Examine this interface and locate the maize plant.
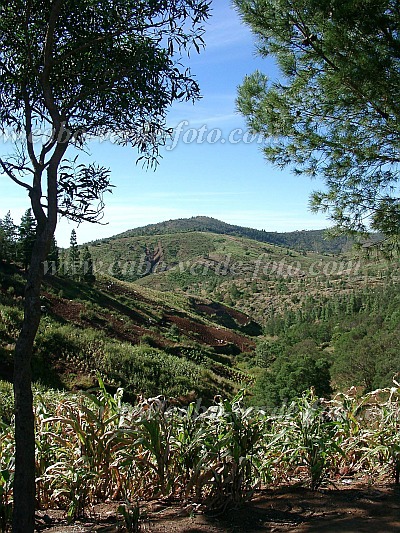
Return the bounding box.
[362,387,400,483]
[171,402,211,499]
[0,424,14,533]
[193,392,268,509]
[133,404,176,497]
[35,380,131,516]
[279,392,344,490]
[324,390,379,478]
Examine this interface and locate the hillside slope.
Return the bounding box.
[85,226,347,285]
[0,262,259,401]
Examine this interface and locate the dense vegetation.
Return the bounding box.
[0,211,58,271]
[249,282,400,407]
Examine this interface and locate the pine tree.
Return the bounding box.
[235,0,400,243]
[81,246,95,283]
[0,225,5,260]
[69,229,80,279]
[18,209,37,271]
[45,237,59,275]
[111,253,124,280]
[1,211,17,262]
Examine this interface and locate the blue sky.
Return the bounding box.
[0,0,330,248]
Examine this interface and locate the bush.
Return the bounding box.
[0,381,14,424]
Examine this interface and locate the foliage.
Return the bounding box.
[111,253,124,281]
[80,246,95,283]
[46,237,60,274]
[253,343,332,408]
[0,423,14,533]
[68,230,80,280]
[32,322,208,398]
[118,501,141,533]
[258,281,400,395]
[279,392,341,489]
[235,0,400,244]
[0,0,211,173]
[0,212,17,263]
[0,382,14,425]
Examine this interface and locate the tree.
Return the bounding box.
[81,246,95,283]
[235,0,400,245]
[253,340,332,408]
[47,236,59,274]
[17,209,37,271]
[69,229,80,279]
[0,225,5,260]
[111,253,124,280]
[1,211,17,262]
[0,2,210,531]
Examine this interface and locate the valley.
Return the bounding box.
[2,216,399,405]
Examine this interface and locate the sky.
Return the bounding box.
[0,0,331,248]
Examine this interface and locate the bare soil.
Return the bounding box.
[36,481,400,532]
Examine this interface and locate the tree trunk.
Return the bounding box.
[12,223,53,533]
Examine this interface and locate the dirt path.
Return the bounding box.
[37,483,400,532]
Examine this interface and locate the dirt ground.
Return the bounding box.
[36,481,400,533]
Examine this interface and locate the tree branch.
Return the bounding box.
[41,0,64,128]
[0,159,33,192]
[22,87,40,171]
[291,12,390,121]
[46,141,68,230]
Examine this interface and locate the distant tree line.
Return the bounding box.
[0,214,96,284]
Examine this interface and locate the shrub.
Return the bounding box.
[0,381,14,424]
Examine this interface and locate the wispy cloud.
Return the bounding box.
[204,7,250,49]
[167,113,240,129]
[167,95,240,126]
[119,191,243,201]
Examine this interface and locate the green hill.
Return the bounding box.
[91,215,352,254]
[86,229,324,281]
[78,218,391,326]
